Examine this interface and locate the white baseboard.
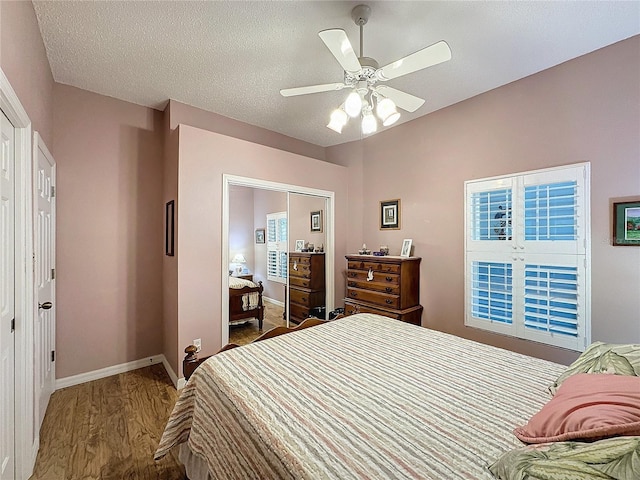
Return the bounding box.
[55,354,165,390]
[161,356,179,389]
[263,296,284,308]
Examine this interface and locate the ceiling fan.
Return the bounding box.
[280,4,452,134]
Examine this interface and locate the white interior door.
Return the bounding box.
[0,109,16,479]
[34,134,55,430]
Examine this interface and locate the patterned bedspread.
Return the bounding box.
[155,313,566,479]
[228,276,259,311]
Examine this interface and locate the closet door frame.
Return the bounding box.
[222,174,335,345]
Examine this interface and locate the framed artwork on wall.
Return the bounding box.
[380,199,400,230]
[400,238,412,257]
[255,228,265,244]
[165,200,174,256]
[613,200,640,246]
[295,239,305,252]
[310,210,323,232]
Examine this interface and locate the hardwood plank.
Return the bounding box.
[30,365,184,480]
[29,386,77,479]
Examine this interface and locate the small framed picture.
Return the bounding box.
[380,199,400,230]
[165,200,174,256]
[255,228,265,244]
[613,200,640,246]
[295,239,305,252]
[310,210,323,232]
[400,239,412,257]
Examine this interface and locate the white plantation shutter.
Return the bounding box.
[267,212,287,283]
[465,163,590,351]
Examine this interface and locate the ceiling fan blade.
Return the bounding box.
[318,29,361,74]
[377,41,451,81]
[280,82,345,97]
[375,85,425,113]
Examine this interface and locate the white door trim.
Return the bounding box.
[0,68,36,479]
[221,174,336,344]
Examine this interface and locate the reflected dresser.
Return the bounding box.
[288,252,326,324]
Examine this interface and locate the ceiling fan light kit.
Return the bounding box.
[280,4,451,136]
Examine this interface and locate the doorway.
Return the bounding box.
[222,175,335,346]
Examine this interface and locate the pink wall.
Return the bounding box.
[229,186,255,273]
[0,0,54,146]
[168,100,326,161]
[53,84,164,378]
[327,37,640,365]
[253,189,287,302]
[176,125,348,373]
[289,194,327,252]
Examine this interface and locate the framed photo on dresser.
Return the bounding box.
[400,239,412,257]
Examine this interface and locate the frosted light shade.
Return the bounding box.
[344,91,363,118]
[232,254,246,263]
[327,108,348,133]
[377,98,400,126]
[361,113,377,134]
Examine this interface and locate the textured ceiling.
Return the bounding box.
[33,1,639,147]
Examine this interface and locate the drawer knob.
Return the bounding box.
[349,272,356,277]
[385,276,393,281]
[350,291,358,297]
[348,282,356,287]
[301,297,307,303]
[385,287,392,293]
[386,299,393,305]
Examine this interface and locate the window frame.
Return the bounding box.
[266,211,288,284]
[464,163,591,351]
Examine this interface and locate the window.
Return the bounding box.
[465,163,590,351]
[267,212,287,283]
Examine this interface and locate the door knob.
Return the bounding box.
[39,302,53,310]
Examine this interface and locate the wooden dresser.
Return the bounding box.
[344,255,423,325]
[288,252,326,324]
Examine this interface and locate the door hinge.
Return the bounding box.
[51,350,55,362]
[11,318,15,333]
[51,268,55,280]
[51,185,55,198]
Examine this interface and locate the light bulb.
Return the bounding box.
[376,98,400,126]
[327,108,348,133]
[361,112,377,134]
[344,91,363,118]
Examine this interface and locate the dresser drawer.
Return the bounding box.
[289,261,312,278]
[289,276,312,288]
[347,260,401,274]
[346,279,400,295]
[346,287,399,309]
[346,269,399,285]
[290,288,324,308]
[289,302,311,322]
[289,255,311,267]
[344,301,423,326]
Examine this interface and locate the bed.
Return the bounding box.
[228,276,264,329]
[156,313,640,480]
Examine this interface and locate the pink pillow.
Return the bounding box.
[514,373,640,444]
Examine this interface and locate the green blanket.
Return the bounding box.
[488,436,640,480]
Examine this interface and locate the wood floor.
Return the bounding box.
[29,303,286,479]
[229,302,285,345]
[30,364,184,480]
